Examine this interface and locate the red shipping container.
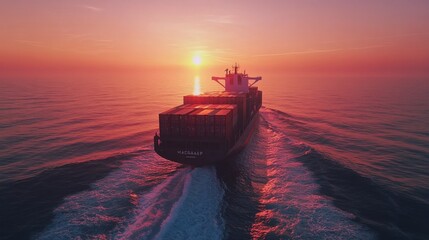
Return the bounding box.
[159,107,182,137]
[215,109,233,138]
[169,108,195,137]
[188,109,205,137]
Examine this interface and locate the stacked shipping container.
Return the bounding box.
[159,91,262,148]
[159,104,237,144]
[246,87,263,119]
[184,92,247,129]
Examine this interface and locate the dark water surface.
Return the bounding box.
[0,74,428,239]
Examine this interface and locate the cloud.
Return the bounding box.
[254,44,392,57]
[63,33,113,43]
[349,44,393,50]
[254,48,343,57]
[15,40,44,47]
[82,5,103,12]
[15,34,114,55]
[205,15,234,24]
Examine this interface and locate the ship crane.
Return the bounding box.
[211,63,262,93]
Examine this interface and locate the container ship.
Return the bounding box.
[154,64,262,165]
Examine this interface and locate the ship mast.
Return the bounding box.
[233,62,239,74]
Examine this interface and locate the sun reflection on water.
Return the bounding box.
[193,76,201,95]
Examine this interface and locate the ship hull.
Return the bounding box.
[154,112,259,166]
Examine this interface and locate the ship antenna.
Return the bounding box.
[233,63,239,74]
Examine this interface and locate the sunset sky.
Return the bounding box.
[1,0,429,78]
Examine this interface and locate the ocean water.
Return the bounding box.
[0,73,428,240]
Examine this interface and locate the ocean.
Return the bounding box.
[0,72,428,239]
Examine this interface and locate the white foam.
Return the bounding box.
[250,112,376,239]
[37,148,225,240]
[154,167,225,240]
[113,166,224,240]
[115,167,191,239]
[36,151,183,239]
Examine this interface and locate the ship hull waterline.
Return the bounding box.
[154,112,259,166]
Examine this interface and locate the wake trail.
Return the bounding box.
[36,151,181,240]
[116,167,224,240]
[115,168,191,239]
[248,111,376,239]
[154,167,224,240]
[37,148,225,240]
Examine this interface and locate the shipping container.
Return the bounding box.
[159,107,184,138]
[249,86,258,95]
[188,108,205,137]
[197,109,218,137]
[183,93,246,130]
[216,105,237,126]
[215,109,233,136]
[178,103,238,127]
[168,108,195,137]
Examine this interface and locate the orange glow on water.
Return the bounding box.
[193,76,201,95]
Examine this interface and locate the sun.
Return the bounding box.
[192,55,202,65]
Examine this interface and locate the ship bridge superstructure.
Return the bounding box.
[211,63,262,93]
